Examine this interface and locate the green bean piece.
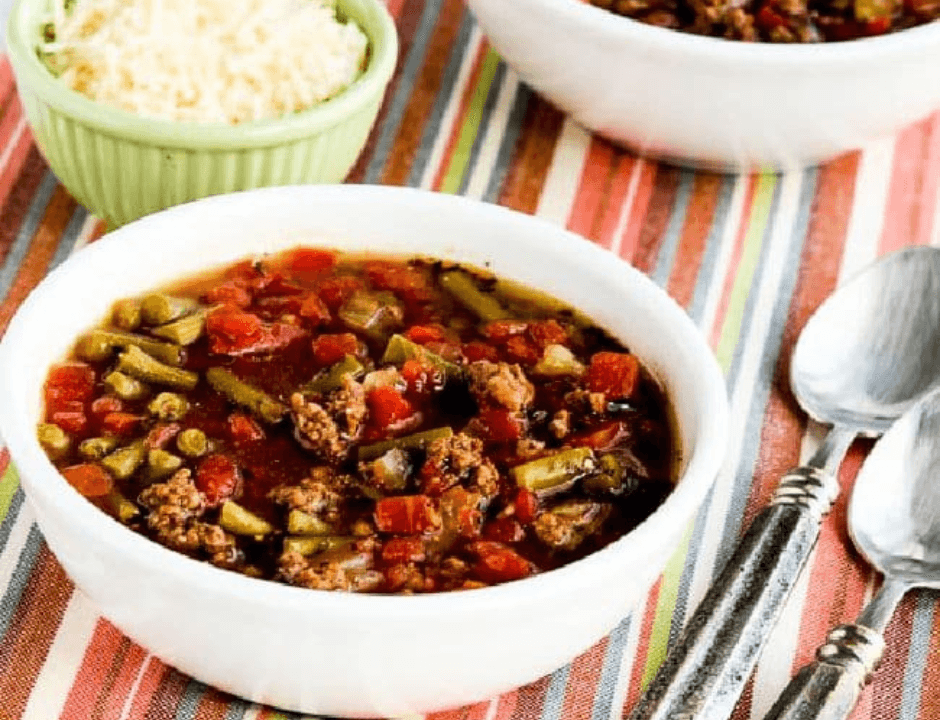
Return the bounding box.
[79,436,119,461]
[219,501,274,536]
[338,291,403,340]
[148,392,190,421]
[176,428,209,458]
[104,371,150,401]
[37,423,70,459]
[357,426,454,462]
[151,310,206,346]
[440,270,511,322]
[287,509,334,536]
[116,346,199,391]
[106,490,139,522]
[112,298,142,331]
[380,334,460,378]
[284,535,355,556]
[360,448,410,492]
[205,367,287,424]
[147,449,183,479]
[101,440,147,480]
[302,355,364,396]
[582,453,625,494]
[493,277,571,315]
[511,447,597,493]
[76,332,113,362]
[140,294,199,326]
[532,344,585,377]
[80,330,185,366]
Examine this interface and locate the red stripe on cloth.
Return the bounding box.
[491,690,520,720]
[0,91,24,157]
[667,173,724,308]
[123,656,172,719]
[502,674,551,720]
[742,153,858,524]
[870,595,918,720]
[57,619,129,719]
[0,116,35,214]
[0,548,74,718]
[630,166,681,275]
[708,175,756,351]
[192,687,234,719]
[0,447,9,477]
[880,115,940,254]
[385,0,407,18]
[0,184,78,335]
[556,636,610,719]
[621,576,664,714]
[140,665,191,720]
[566,141,618,247]
[93,640,151,720]
[0,145,46,263]
[427,699,478,720]
[0,57,15,101]
[617,160,656,264]
[430,40,489,191]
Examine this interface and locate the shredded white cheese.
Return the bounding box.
[39,0,369,124]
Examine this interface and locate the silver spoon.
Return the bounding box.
[763,387,940,720]
[629,246,940,720]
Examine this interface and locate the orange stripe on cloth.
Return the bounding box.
[556,636,610,720]
[491,688,521,720]
[0,57,15,100]
[427,698,488,720]
[57,619,131,719]
[879,114,940,253]
[430,40,489,192]
[621,576,664,713]
[91,640,152,720]
[192,687,236,720]
[0,184,78,335]
[616,160,656,263]
[495,99,565,216]
[630,166,682,274]
[565,142,634,249]
[0,115,35,215]
[0,548,75,719]
[122,655,173,719]
[666,173,724,308]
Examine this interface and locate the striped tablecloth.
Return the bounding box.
[3,1,940,718]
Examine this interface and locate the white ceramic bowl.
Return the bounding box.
[0,185,728,717]
[466,0,940,170]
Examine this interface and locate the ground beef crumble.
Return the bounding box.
[290,376,367,462]
[268,466,345,523]
[467,361,535,413]
[422,432,500,498]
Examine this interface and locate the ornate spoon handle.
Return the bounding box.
[627,433,847,720]
[762,624,885,720]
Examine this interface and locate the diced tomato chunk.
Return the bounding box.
[586,352,640,399]
[483,517,525,544]
[504,336,540,365]
[463,341,500,363]
[401,360,444,395]
[374,495,440,534]
[195,454,241,505]
[228,413,265,444]
[475,408,524,443]
[254,275,303,298]
[481,320,528,342]
[101,412,142,436]
[203,281,252,308]
[298,292,331,326]
[90,395,124,419]
[284,248,337,277]
[527,320,568,350]
[404,324,448,345]
[206,309,263,349]
[51,405,88,435]
[381,536,427,564]
[61,463,112,498]
[470,541,532,584]
[145,423,181,450]
[45,362,95,405]
[365,262,433,303]
[568,420,628,452]
[317,276,364,311]
[367,386,416,429]
[514,488,539,525]
[255,295,304,316]
[311,333,360,367]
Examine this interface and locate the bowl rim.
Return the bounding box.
[0,184,729,617]
[4,0,399,149]
[467,0,940,65]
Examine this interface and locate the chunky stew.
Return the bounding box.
[38,248,676,593]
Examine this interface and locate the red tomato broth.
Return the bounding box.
[37,248,677,594]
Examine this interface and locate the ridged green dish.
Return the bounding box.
[5,0,398,227]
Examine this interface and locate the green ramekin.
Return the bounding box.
[5,0,398,227]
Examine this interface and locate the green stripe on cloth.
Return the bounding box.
[0,461,19,525]
[439,48,502,195]
[715,173,778,374]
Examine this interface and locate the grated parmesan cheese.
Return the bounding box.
[39,0,369,124]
